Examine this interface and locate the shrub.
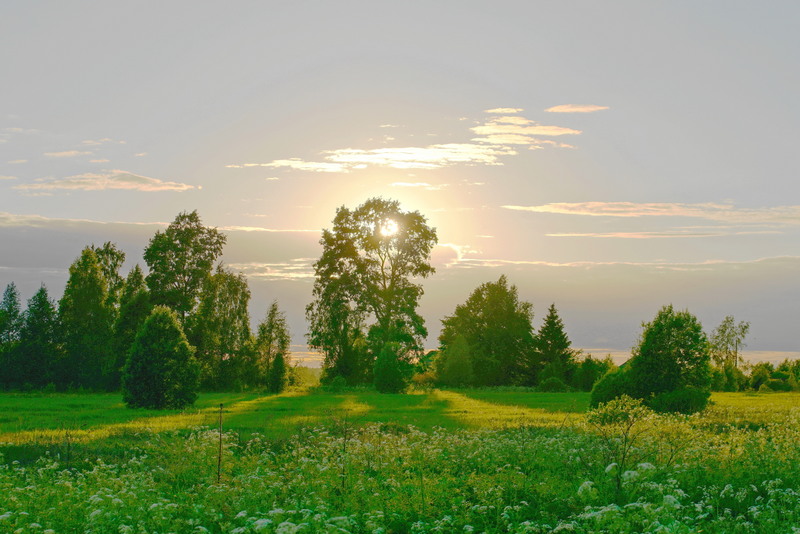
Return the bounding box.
[765,378,792,392]
[374,342,406,393]
[590,368,632,407]
[537,376,570,392]
[647,387,710,414]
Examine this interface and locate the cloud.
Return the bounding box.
[43,150,92,158]
[545,104,610,113]
[81,138,126,146]
[219,225,317,233]
[471,122,582,137]
[0,176,17,180]
[90,159,110,163]
[485,108,524,114]
[14,170,195,193]
[227,108,585,173]
[226,259,315,281]
[502,201,800,226]
[390,181,447,191]
[8,159,27,164]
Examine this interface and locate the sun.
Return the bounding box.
[380,219,399,237]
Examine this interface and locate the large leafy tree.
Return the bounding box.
[188,266,252,389]
[537,303,579,384]
[439,275,535,386]
[58,247,115,390]
[629,305,712,398]
[710,315,750,369]
[121,306,200,409]
[143,210,226,323]
[14,285,61,388]
[307,198,437,385]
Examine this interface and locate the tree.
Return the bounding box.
[254,301,291,387]
[436,334,474,387]
[121,306,200,409]
[143,210,226,323]
[91,242,126,311]
[439,276,535,386]
[188,266,252,389]
[710,316,750,369]
[0,283,22,388]
[266,351,288,394]
[628,305,711,404]
[307,198,437,386]
[58,247,114,390]
[373,342,407,393]
[537,304,579,384]
[111,265,152,390]
[13,286,60,388]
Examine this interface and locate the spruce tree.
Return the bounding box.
[15,286,60,388]
[122,306,200,409]
[0,282,22,388]
[536,304,578,384]
[374,342,406,393]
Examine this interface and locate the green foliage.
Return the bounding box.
[629,305,711,400]
[111,265,152,390]
[749,362,773,390]
[590,368,633,407]
[710,315,750,368]
[91,241,126,312]
[439,275,535,386]
[58,247,115,390]
[11,286,61,389]
[121,306,200,409]
[0,282,23,389]
[536,303,578,384]
[647,387,710,414]
[373,342,407,393]
[266,351,288,393]
[537,376,570,392]
[188,266,252,389]
[253,300,291,387]
[307,198,437,384]
[573,355,615,391]
[143,210,226,323]
[436,334,474,387]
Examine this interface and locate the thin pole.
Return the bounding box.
[217,403,223,484]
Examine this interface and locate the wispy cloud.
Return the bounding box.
[0,211,165,229]
[43,150,92,158]
[219,225,317,233]
[14,170,195,193]
[81,138,126,146]
[90,159,110,163]
[227,259,315,281]
[0,175,17,181]
[390,182,448,191]
[227,108,584,173]
[485,107,524,114]
[8,159,27,164]
[502,201,800,226]
[546,230,780,239]
[545,104,609,113]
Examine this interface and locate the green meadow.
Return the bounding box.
[1,389,800,533]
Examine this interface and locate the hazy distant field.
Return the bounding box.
[1,389,799,533]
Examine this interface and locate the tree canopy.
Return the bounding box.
[439,275,535,386]
[143,210,226,323]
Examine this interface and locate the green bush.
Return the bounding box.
[374,342,406,393]
[537,376,570,392]
[646,387,710,414]
[765,378,792,392]
[590,368,632,407]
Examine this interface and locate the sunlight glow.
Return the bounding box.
[380,219,399,237]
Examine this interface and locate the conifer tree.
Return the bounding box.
[536,304,578,384]
[122,306,199,409]
[15,286,60,388]
[111,265,151,390]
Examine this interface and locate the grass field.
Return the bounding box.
[1,389,799,533]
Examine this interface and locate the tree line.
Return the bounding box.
[0,211,291,407]
[1,198,798,410]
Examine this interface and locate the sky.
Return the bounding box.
[2,1,799,365]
